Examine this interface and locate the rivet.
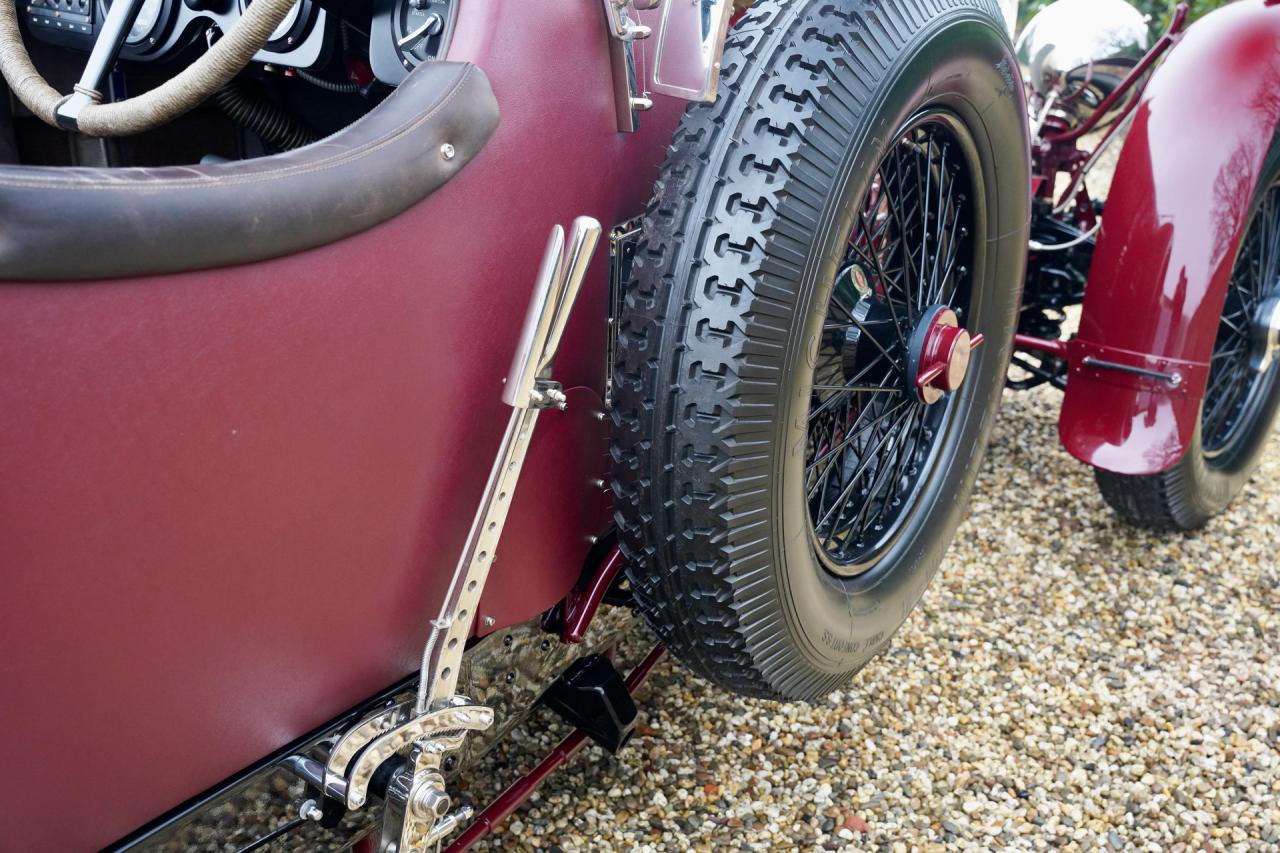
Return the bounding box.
[482,615,496,627]
[440,142,456,160]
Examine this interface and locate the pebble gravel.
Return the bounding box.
[462,383,1280,851]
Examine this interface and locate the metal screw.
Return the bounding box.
[503,634,514,647]
[482,615,496,628]
[444,755,458,771]
[299,799,323,822]
[505,671,516,683]
[440,143,456,160]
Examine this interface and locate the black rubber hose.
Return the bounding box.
[297,69,359,94]
[211,79,315,151]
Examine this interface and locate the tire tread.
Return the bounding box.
[611,0,1007,699]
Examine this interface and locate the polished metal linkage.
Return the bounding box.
[319,217,602,853]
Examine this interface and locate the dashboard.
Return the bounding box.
[21,0,458,84]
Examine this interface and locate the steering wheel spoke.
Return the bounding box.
[54,0,146,130]
[1,0,297,136]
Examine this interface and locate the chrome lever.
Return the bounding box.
[417,215,601,715]
[503,216,602,408]
[318,217,603,853]
[540,217,602,377]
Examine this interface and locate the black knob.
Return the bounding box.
[185,0,229,11]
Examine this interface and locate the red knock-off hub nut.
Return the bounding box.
[908,306,984,405]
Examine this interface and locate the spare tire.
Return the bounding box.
[611,0,1029,700]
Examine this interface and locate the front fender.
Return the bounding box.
[1059,0,1280,474]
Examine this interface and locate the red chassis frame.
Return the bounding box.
[1018,0,1280,475]
[0,2,685,850]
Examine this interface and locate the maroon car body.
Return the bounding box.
[1059,0,1280,473]
[0,3,682,848]
[2,0,1279,850]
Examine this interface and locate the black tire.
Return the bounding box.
[611,0,1030,700]
[1095,141,1280,531]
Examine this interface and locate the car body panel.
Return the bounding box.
[1059,0,1280,474]
[0,1,682,848]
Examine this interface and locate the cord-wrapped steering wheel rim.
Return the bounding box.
[0,0,296,137]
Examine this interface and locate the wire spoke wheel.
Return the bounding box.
[1202,185,1280,460]
[612,0,1027,700]
[804,114,978,575]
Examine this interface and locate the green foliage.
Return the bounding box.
[1017,0,1235,40]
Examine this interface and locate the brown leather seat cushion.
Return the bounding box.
[0,61,499,281]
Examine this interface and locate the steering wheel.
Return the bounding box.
[0,0,296,136]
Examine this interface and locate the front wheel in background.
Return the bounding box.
[610,0,1030,701]
[1096,147,1280,530]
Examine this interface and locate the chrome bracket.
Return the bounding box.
[649,0,733,104]
[601,0,654,133]
[317,217,602,853]
[602,0,654,41]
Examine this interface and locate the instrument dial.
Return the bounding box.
[240,0,303,44]
[99,0,168,46]
[392,0,452,69]
[126,0,165,43]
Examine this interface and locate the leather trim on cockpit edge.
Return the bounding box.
[0,61,499,281]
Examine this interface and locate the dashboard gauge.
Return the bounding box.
[126,0,165,43]
[392,0,453,69]
[267,0,300,41]
[98,0,168,46]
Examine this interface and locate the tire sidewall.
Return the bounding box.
[1172,138,1280,525]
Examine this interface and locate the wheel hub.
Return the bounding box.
[836,298,897,382]
[907,305,983,404]
[804,113,980,574]
[1251,294,1280,372]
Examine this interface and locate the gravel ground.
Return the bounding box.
[462,382,1280,851]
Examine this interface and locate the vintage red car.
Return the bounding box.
[1,0,1277,849]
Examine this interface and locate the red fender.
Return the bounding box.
[1059,0,1280,474]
